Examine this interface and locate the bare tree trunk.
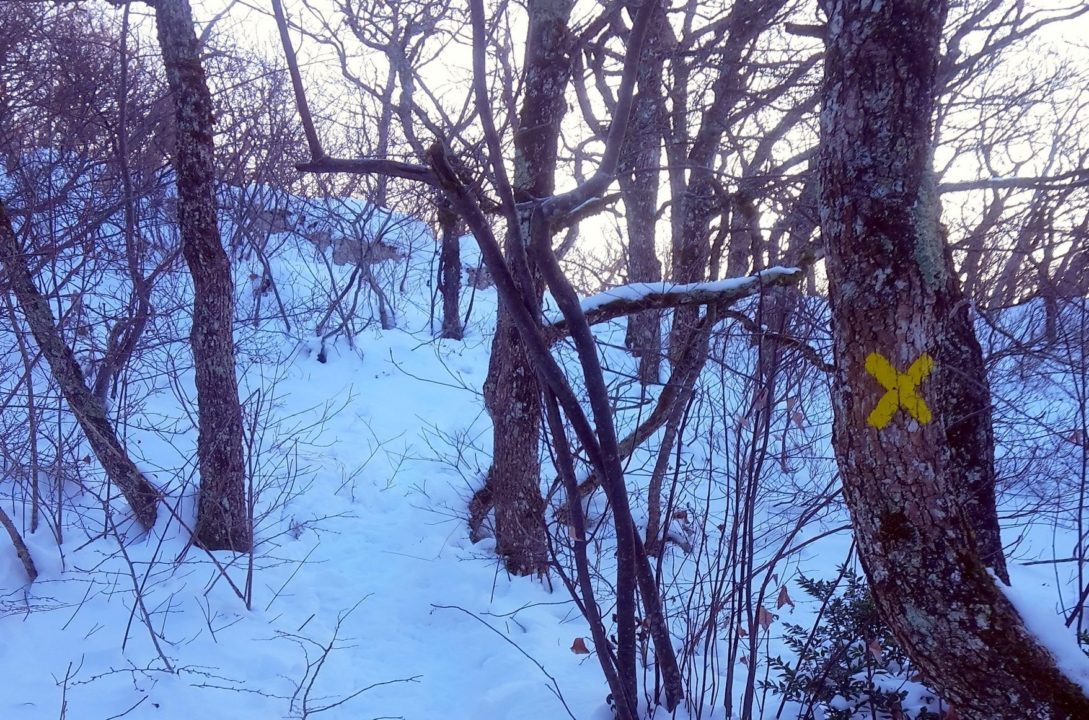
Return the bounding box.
[725,191,760,278]
[153,0,251,552]
[937,238,1007,578]
[620,161,663,385]
[667,1,785,360]
[437,202,463,340]
[0,504,36,582]
[0,202,159,528]
[619,3,667,386]
[642,313,713,555]
[475,0,574,577]
[483,306,548,575]
[93,9,159,408]
[820,1,1085,716]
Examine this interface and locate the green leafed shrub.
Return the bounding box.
[763,567,941,720]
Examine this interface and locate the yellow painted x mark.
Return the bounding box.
[865,352,934,429]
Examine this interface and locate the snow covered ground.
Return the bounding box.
[2,189,1087,719]
[0,332,612,720]
[0,207,623,719]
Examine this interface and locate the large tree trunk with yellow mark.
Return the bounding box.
[820,0,1089,717]
[154,0,251,552]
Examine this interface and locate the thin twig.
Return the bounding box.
[431,603,577,720]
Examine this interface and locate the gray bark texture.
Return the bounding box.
[154,0,251,552]
[437,203,463,340]
[618,2,668,386]
[820,0,1088,716]
[0,202,159,528]
[0,503,36,581]
[477,0,575,577]
[482,306,548,575]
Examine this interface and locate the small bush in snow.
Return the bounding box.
[764,567,938,719]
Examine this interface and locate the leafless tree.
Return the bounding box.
[819,0,1089,716]
[0,3,162,530]
[1,200,160,527]
[152,0,251,552]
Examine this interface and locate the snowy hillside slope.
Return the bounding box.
[2,176,1088,719]
[0,177,630,719]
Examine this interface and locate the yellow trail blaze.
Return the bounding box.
[865,351,934,429]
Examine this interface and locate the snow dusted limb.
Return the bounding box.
[938,167,1089,192]
[546,266,803,335]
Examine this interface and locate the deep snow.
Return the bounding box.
[1,185,1087,719]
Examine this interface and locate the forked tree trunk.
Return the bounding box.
[820,1,1088,716]
[153,0,251,552]
[0,202,159,528]
[476,0,574,577]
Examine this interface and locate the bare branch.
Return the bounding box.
[269,0,323,159]
[540,0,661,223]
[0,505,37,582]
[719,308,833,373]
[295,156,436,185]
[785,22,826,39]
[939,168,1089,193]
[548,267,803,334]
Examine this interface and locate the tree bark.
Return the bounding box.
[820,1,1087,716]
[618,2,667,386]
[153,0,251,552]
[0,202,159,528]
[476,0,574,577]
[437,202,463,340]
[0,504,36,582]
[483,306,548,575]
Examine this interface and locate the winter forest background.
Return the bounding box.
[2,0,1089,718]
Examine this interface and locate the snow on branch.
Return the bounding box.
[547,266,803,334]
[939,167,1089,193]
